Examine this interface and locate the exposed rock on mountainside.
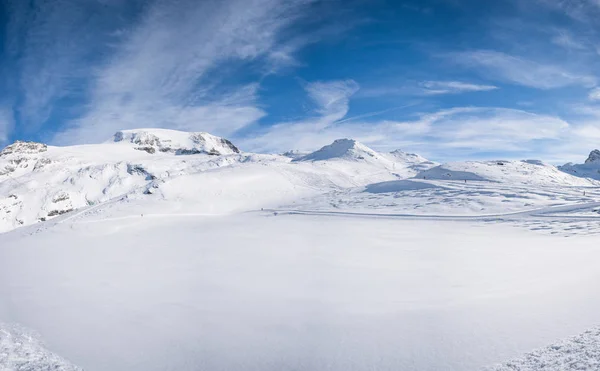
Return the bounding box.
[559,150,600,180]
[585,149,600,164]
[114,129,240,155]
[0,141,47,157]
[0,131,439,233]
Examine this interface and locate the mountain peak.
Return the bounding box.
[585,149,600,164]
[113,128,240,155]
[294,138,378,162]
[0,141,48,157]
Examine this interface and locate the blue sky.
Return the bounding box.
[3,0,600,162]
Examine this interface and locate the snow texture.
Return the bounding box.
[0,325,81,371]
[3,130,600,370]
[488,327,600,371]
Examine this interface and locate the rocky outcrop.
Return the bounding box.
[0,141,48,156]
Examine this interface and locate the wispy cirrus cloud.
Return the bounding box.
[420,81,498,95]
[5,0,134,134]
[52,0,321,144]
[241,79,571,160]
[359,80,497,98]
[240,79,360,152]
[588,88,600,101]
[551,30,587,50]
[535,0,600,22]
[0,107,15,144]
[449,50,596,89]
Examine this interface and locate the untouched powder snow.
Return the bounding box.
[3,207,600,371]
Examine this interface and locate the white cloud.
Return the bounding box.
[304,80,360,125]
[450,50,596,89]
[589,88,600,101]
[33,0,318,144]
[420,81,498,95]
[238,79,360,152]
[5,0,129,132]
[551,31,586,50]
[537,0,600,22]
[0,107,14,145]
[239,84,571,158]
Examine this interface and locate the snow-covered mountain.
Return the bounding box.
[294,139,384,162]
[559,150,600,180]
[0,130,435,233]
[418,159,598,186]
[113,128,240,155]
[293,138,436,178]
[3,128,600,235]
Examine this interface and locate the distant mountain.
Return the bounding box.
[418,160,598,186]
[113,128,240,155]
[293,139,382,162]
[293,139,435,176]
[559,150,600,180]
[280,150,308,160]
[0,131,438,233]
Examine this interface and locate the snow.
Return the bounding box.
[0,134,436,233]
[559,150,600,180]
[3,209,600,371]
[0,324,81,371]
[488,327,600,371]
[294,138,382,162]
[418,160,598,186]
[364,179,442,193]
[3,130,600,370]
[113,128,240,155]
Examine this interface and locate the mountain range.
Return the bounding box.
[1,128,598,233]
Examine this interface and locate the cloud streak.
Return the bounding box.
[59,0,319,144]
[450,50,596,89]
[420,81,498,95]
[0,107,15,144]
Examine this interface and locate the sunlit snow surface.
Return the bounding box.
[3,131,600,370]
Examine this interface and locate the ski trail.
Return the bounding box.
[264,201,600,222]
[73,212,225,224]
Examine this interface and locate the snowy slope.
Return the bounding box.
[113,128,240,155]
[4,203,600,370]
[0,130,262,233]
[488,327,600,371]
[0,324,81,371]
[5,129,600,370]
[293,138,436,179]
[417,160,598,186]
[0,133,438,233]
